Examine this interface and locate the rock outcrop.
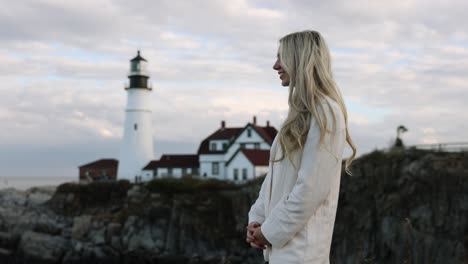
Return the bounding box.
[332,148,468,264]
[0,148,466,263]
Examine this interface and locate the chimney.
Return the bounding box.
[266,120,270,127]
[253,116,257,126]
[221,120,226,129]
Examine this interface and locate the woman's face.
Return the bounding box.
[273,50,290,87]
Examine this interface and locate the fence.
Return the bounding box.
[406,142,468,152]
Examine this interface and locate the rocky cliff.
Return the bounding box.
[331,148,468,264]
[0,148,466,264]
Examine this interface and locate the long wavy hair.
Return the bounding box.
[272,30,357,175]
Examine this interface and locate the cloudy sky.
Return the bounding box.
[1,0,467,177]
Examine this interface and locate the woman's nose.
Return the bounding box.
[273,60,280,70]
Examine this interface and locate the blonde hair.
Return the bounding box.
[272,30,357,175]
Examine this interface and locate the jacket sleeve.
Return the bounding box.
[260,107,346,248]
[247,172,269,224]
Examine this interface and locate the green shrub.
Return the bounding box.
[55,179,131,205]
[195,178,240,191]
[146,177,240,193]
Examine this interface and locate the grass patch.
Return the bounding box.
[49,180,132,215]
[56,180,131,200]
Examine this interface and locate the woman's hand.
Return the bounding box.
[245,222,266,249]
[253,226,271,248]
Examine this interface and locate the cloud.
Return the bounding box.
[0,0,467,177]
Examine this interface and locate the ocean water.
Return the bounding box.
[0,176,77,190]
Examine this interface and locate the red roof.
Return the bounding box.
[208,127,243,140]
[79,159,118,169]
[197,124,277,155]
[241,149,270,166]
[143,154,199,169]
[252,125,277,144]
[197,127,244,154]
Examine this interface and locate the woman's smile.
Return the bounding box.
[273,55,289,86]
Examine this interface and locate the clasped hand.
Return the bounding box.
[245,222,271,249]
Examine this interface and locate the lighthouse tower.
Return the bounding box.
[118,51,154,181]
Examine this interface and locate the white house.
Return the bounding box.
[196,116,277,183]
[140,116,277,184]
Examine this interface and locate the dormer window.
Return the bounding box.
[223,143,228,150]
[211,142,217,151]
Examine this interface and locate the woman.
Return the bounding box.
[245,30,356,264]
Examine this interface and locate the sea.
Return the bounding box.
[0,176,77,191]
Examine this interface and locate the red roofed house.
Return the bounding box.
[78,159,118,183]
[141,154,199,181]
[197,116,277,183]
[140,116,277,184]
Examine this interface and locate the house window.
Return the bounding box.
[182,168,187,176]
[134,124,138,130]
[168,168,173,176]
[211,142,217,151]
[242,168,248,180]
[247,129,252,137]
[222,143,228,150]
[234,168,238,181]
[212,162,219,175]
[254,143,260,149]
[154,168,158,177]
[240,143,246,149]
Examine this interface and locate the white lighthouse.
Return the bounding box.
[118,51,154,181]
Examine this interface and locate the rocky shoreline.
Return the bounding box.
[0,148,467,263]
[0,177,264,264]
